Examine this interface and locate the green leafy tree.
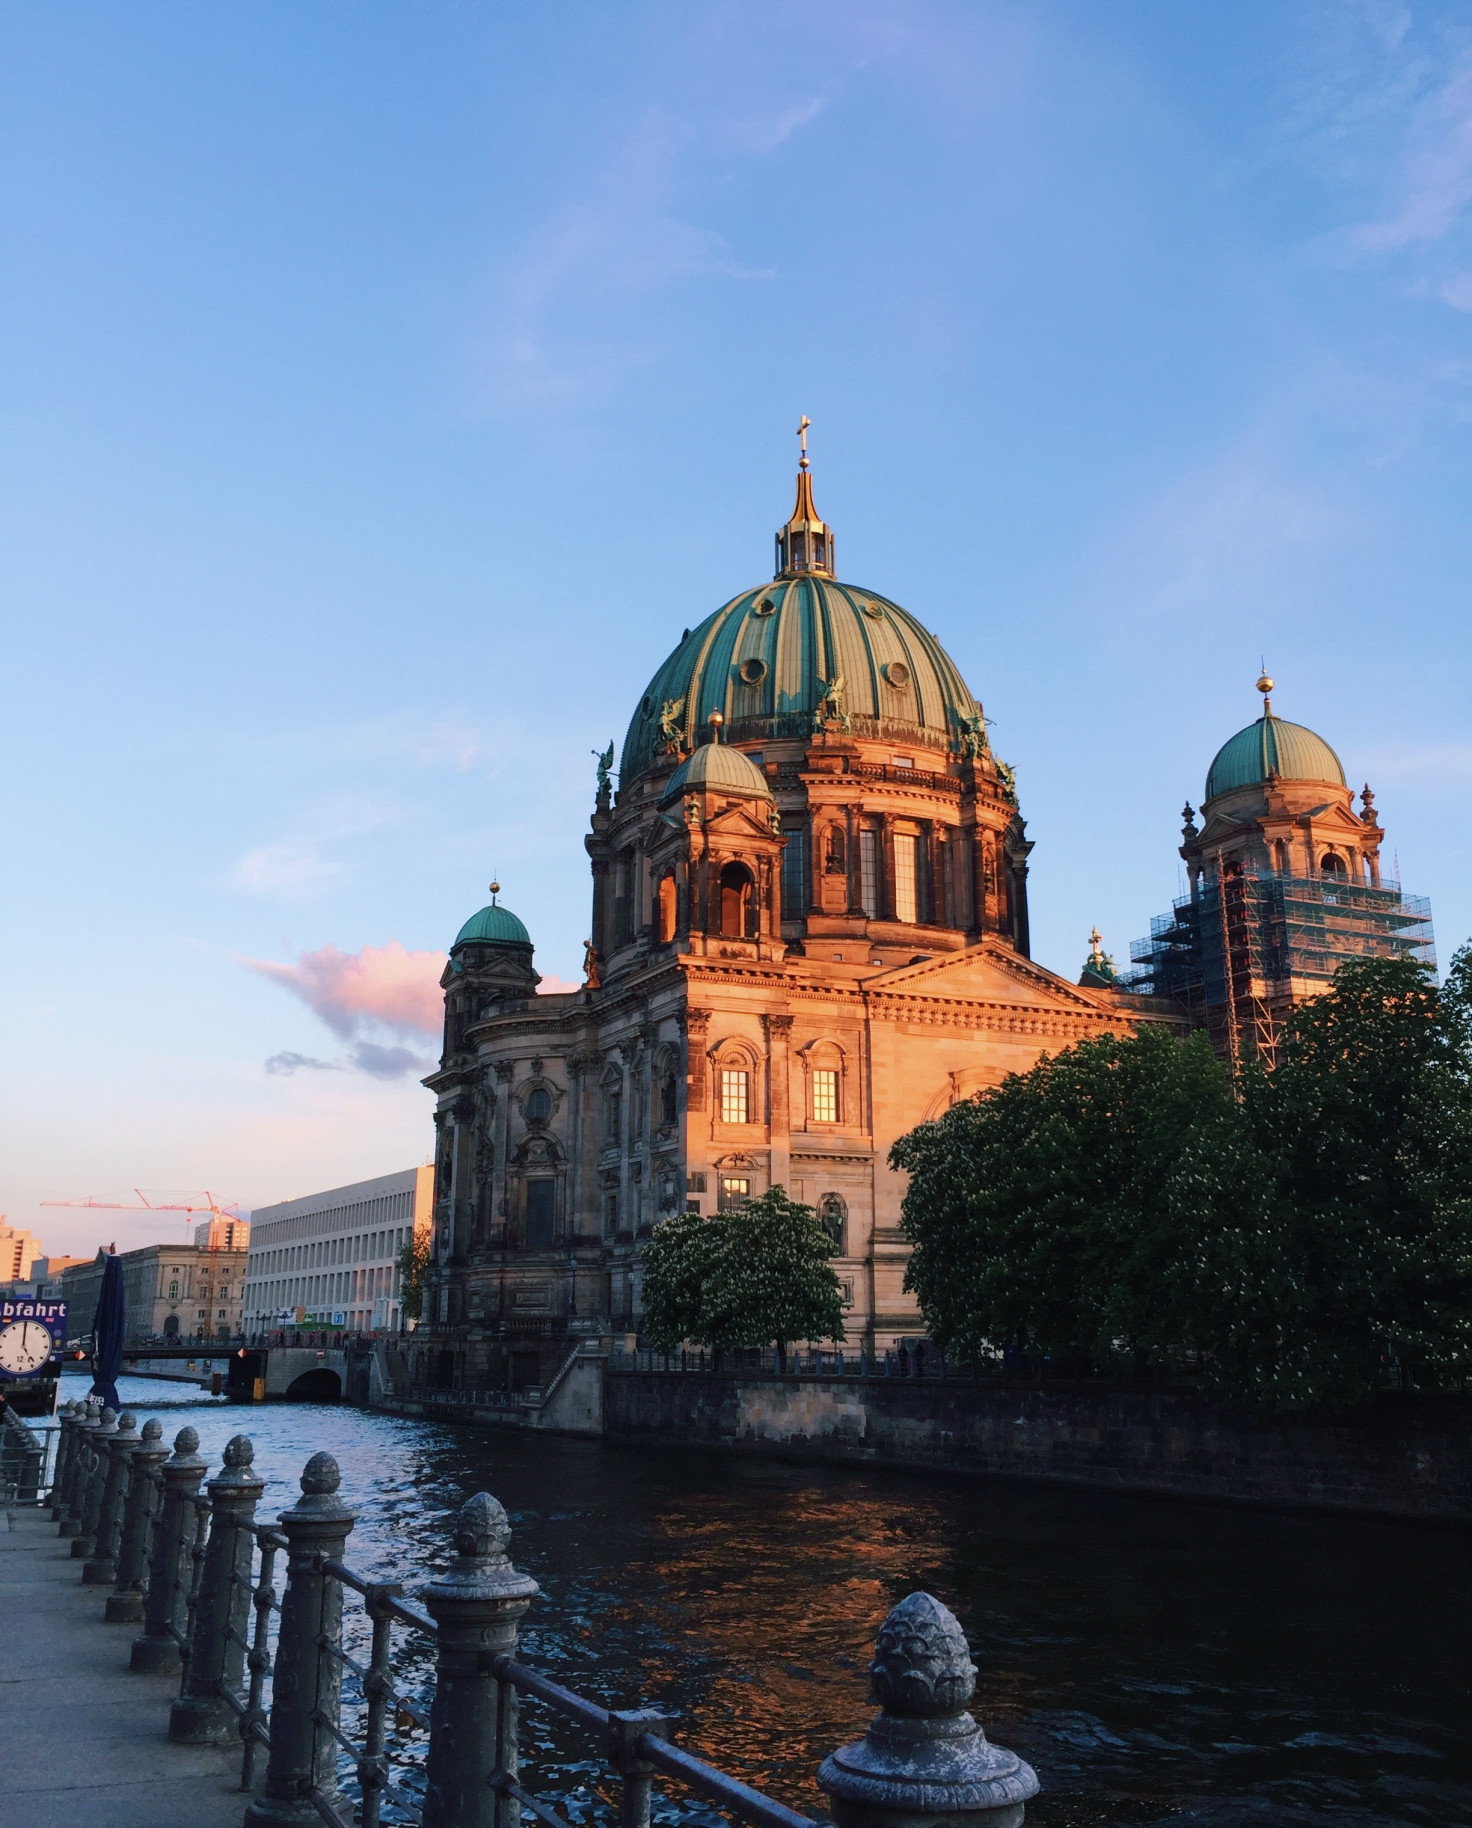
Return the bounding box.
[891,947,1472,1412]
[395,1227,433,1325]
[891,1025,1237,1370]
[641,1187,846,1358]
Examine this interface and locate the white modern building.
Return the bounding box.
[242,1167,434,1337]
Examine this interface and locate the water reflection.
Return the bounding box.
[78,1372,1471,1827]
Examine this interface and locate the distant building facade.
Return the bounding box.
[60,1232,251,1345]
[0,1223,43,1284]
[241,1168,434,1337]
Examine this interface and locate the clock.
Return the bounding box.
[0,1319,55,1377]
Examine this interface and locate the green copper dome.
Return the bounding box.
[452,900,531,950]
[621,575,982,785]
[1205,714,1346,800]
[660,740,774,805]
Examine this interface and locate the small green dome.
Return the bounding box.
[621,575,981,785]
[660,740,774,805]
[453,901,531,950]
[1205,714,1346,800]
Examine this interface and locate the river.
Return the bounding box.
[57,1369,1470,1828]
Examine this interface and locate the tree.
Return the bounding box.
[395,1227,432,1325]
[641,1187,846,1358]
[890,948,1472,1412]
[890,1024,1237,1371]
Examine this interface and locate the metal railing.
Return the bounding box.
[40,1397,1041,1828]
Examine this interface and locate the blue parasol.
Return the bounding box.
[90,1251,124,1410]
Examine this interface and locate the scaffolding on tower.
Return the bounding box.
[1127,868,1435,1070]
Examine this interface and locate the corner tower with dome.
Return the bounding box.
[1129,674,1434,1067]
[417,449,1166,1394]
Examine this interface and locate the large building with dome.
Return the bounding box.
[412,453,1166,1394]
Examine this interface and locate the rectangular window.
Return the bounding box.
[719,1069,749,1125]
[718,1176,750,1212]
[603,1192,619,1237]
[893,833,918,924]
[605,1089,622,1150]
[812,1069,839,1123]
[859,827,880,917]
[891,755,914,769]
[781,823,807,918]
[526,1180,556,1248]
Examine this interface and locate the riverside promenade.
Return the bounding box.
[0,1502,243,1828]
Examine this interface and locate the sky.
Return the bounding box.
[3,1,1470,1257]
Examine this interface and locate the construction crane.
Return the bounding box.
[43,1191,246,1342]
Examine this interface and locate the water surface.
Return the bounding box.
[71,1369,1470,1828]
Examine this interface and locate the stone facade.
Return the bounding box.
[61,1238,250,1345]
[413,463,1170,1395]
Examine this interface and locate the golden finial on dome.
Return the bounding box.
[489,879,500,903]
[1256,667,1274,716]
[776,419,834,579]
[708,709,724,743]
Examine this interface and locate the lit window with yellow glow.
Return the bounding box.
[720,1068,749,1124]
[812,1069,839,1123]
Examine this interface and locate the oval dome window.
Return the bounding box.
[525,1087,552,1124]
[883,661,911,688]
[740,658,767,685]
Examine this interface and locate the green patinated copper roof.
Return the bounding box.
[1205,715,1346,800]
[452,902,532,950]
[660,740,774,804]
[621,576,980,784]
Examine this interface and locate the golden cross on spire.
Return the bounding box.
[797,414,811,470]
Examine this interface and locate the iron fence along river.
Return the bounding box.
[61,1368,1472,1828]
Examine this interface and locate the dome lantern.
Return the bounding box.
[774,416,834,579]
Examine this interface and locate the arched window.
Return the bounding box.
[824,825,847,874]
[525,1087,552,1125]
[720,861,754,938]
[1274,840,1289,876]
[602,1074,623,1152]
[1321,852,1347,877]
[658,874,678,944]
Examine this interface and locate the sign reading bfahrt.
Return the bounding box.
[0,1299,68,1379]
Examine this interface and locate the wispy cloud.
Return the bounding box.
[244,941,447,1040]
[264,1051,340,1076]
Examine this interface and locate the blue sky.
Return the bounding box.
[3,2,1470,1255]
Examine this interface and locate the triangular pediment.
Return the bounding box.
[702,802,780,842]
[864,939,1121,1012]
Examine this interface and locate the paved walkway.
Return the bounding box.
[0,1505,246,1828]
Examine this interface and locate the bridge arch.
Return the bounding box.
[283,1367,342,1402]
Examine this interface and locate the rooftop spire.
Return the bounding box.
[775,416,835,579]
[1256,666,1274,718]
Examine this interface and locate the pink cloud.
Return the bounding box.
[245,942,447,1040]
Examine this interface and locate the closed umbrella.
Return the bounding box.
[90,1251,124,1410]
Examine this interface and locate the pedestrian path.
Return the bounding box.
[0,1505,245,1828]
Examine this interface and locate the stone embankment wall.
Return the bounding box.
[603,1372,1472,1522]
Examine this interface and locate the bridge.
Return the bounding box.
[224,1345,351,1402]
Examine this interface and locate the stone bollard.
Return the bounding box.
[59,1400,99,1537]
[243,1452,356,1828]
[169,1435,265,1744]
[132,1426,207,1674]
[50,1402,79,1520]
[420,1493,539,1828]
[84,1411,140,1585]
[818,1593,1039,1828]
[106,1417,166,1623]
[73,1406,118,1559]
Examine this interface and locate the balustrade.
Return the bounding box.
[39,1404,1040,1827]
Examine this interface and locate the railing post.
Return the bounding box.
[169,1434,265,1744]
[132,1425,206,1673]
[243,1452,356,1828]
[818,1593,1039,1828]
[420,1492,538,1828]
[73,1405,118,1560]
[50,1401,79,1519]
[609,1708,670,1828]
[106,1417,166,1623]
[60,1398,101,1536]
[84,1410,140,1585]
